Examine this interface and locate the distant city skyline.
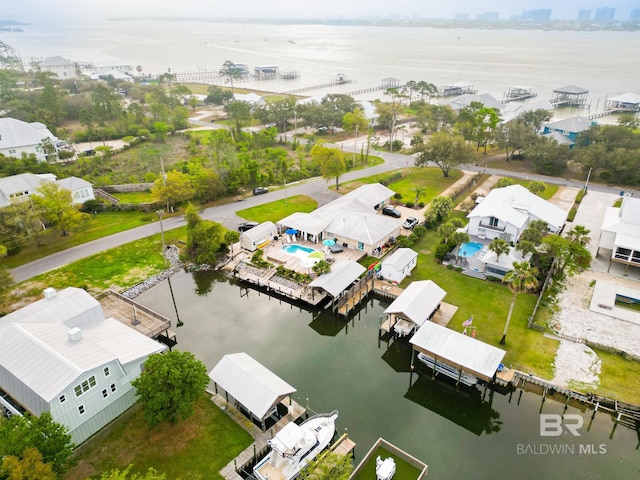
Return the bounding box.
[4,1,640,21]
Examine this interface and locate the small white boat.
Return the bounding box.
[253,410,338,480]
[417,352,478,386]
[376,455,396,480]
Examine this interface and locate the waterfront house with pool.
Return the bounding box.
[467,184,568,244]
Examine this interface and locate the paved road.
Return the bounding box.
[9,146,638,284]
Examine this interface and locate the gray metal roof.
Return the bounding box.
[40,56,73,67]
[410,322,506,381]
[0,288,166,406]
[384,280,446,326]
[381,248,418,270]
[542,131,575,146]
[309,260,366,297]
[56,176,93,191]
[608,92,640,105]
[208,353,296,420]
[543,116,593,134]
[553,85,589,94]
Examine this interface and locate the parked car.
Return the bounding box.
[382,206,401,218]
[253,187,268,195]
[238,221,259,232]
[403,216,419,229]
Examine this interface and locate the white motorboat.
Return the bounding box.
[253,410,338,480]
[417,352,478,386]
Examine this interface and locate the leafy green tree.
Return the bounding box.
[0,447,57,480]
[152,171,195,211]
[342,107,368,165]
[501,261,539,344]
[424,196,453,225]
[187,164,225,202]
[520,220,548,246]
[618,112,640,130]
[495,119,537,161]
[33,182,88,236]
[255,96,296,141]
[224,100,252,133]
[565,225,591,247]
[219,60,243,93]
[206,85,233,105]
[489,238,510,263]
[132,351,209,426]
[311,143,346,191]
[298,451,354,480]
[98,466,166,480]
[437,222,457,244]
[415,80,439,102]
[0,412,74,475]
[527,180,546,196]
[542,234,592,280]
[516,239,536,259]
[525,137,570,176]
[312,260,331,275]
[183,206,228,265]
[495,177,515,189]
[520,109,552,133]
[414,130,475,177]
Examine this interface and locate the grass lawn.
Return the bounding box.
[1,211,163,269]
[7,227,188,310]
[112,191,157,204]
[404,224,558,378]
[507,178,559,200]
[236,195,317,223]
[591,350,640,405]
[340,167,461,203]
[65,395,252,480]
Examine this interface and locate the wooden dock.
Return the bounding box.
[373,280,404,299]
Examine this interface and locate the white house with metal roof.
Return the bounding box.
[39,56,78,79]
[410,321,506,383]
[0,173,94,208]
[383,280,446,337]
[0,117,59,161]
[208,352,296,428]
[278,184,401,255]
[0,287,166,444]
[598,196,640,268]
[467,185,568,243]
[378,248,418,284]
[56,176,95,204]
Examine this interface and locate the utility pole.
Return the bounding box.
[156,209,167,268]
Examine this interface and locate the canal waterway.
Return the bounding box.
[136,270,640,480]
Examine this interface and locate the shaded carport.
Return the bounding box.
[410,322,506,384]
[208,352,296,430]
[383,280,446,337]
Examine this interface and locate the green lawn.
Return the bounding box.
[112,191,157,204]
[65,395,252,480]
[591,350,640,404]
[341,167,461,203]
[236,195,318,223]
[1,211,162,269]
[403,223,558,378]
[507,178,558,200]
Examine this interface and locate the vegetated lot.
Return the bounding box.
[1,211,159,269]
[236,195,318,224]
[593,350,640,405]
[7,227,188,309]
[112,191,157,203]
[341,167,462,204]
[65,395,252,480]
[404,217,558,378]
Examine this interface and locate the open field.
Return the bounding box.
[236,195,318,223]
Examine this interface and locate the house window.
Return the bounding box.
[59,395,66,403]
[104,367,110,377]
[357,242,364,251]
[78,405,85,415]
[74,386,82,397]
[110,383,117,393]
[8,149,16,154]
[102,389,108,399]
[75,375,97,397]
[489,217,499,227]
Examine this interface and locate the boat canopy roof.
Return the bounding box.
[208,352,296,420]
[410,321,506,382]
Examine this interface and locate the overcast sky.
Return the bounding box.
[5,1,639,20]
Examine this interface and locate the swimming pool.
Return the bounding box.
[459,242,483,258]
[282,244,316,256]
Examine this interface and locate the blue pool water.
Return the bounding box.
[459,242,483,257]
[282,244,316,255]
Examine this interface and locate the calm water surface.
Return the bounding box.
[136,270,640,480]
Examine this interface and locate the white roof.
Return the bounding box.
[553,85,589,94]
[443,93,502,112]
[608,92,640,105]
[467,184,568,231]
[501,100,553,123]
[0,288,166,406]
[384,280,446,326]
[208,353,296,420]
[381,248,418,270]
[601,198,640,241]
[542,131,575,146]
[543,116,593,134]
[0,117,58,150]
[0,173,55,208]
[615,233,640,251]
[40,56,73,67]
[57,176,93,191]
[241,221,277,242]
[355,100,379,120]
[89,70,133,81]
[410,322,506,381]
[309,260,366,297]
[233,92,264,104]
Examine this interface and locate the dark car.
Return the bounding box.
[238,221,259,232]
[253,187,269,195]
[382,205,401,218]
[403,216,419,229]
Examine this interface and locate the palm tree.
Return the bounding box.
[527,180,546,196]
[438,222,457,244]
[500,261,539,345]
[489,238,510,263]
[516,240,536,259]
[565,225,591,247]
[412,186,426,205]
[451,231,470,263]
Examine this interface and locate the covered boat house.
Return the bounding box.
[551,85,589,108]
[410,322,506,384]
[208,352,296,429]
[382,280,446,337]
[605,92,640,112]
